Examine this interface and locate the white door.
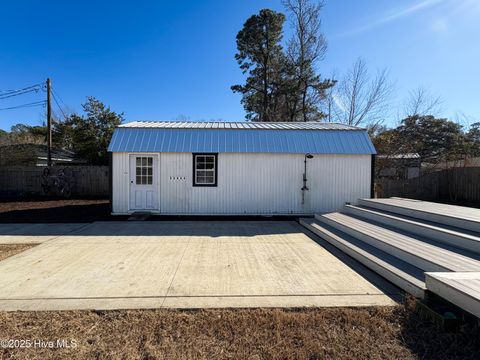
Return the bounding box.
[129,155,159,211]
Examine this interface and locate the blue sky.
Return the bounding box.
[0,0,479,131]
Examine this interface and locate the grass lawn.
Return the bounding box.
[0,299,479,359]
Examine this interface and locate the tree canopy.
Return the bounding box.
[231,9,286,122]
[232,1,333,122]
[373,115,478,167]
[0,123,47,145]
[56,97,123,165]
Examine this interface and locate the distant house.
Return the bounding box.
[108,121,377,215]
[424,156,480,171]
[377,153,421,180]
[0,144,86,166]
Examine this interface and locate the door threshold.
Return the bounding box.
[128,212,153,221]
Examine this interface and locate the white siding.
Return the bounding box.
[112,153,130,214]
[112,152,371,215]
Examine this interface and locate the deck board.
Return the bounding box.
[321,212,480,272]
[301,218,426,298]
[360,198,480,232]
[425,272,480,318]
[365,198,480,222]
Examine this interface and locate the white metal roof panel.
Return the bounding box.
[108,122,376,154]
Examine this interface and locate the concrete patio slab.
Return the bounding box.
[0,223,89,244]
[0,221,398,311]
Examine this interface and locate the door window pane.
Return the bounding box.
[135,157,154,185]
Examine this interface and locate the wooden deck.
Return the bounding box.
[301,218,426,298]
[426,272,480,319]
[301,198,480,319]
[359,198,480,232]
[345,204,480,254]
[319,212,480,272]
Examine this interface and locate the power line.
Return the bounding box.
[0,100,46,111]
[0,83,43,98]
[51,88,68,120]
[51,87,67,108]
[0,87,41,100]
[52,93,68,120]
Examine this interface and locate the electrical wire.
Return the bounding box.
[51,87,68,108]
[50,110,62,124]
[0,100,46,111]
[0,82,67,121]
[0,83,43,98]
[0,87,41,100]
[51,88,68,120]
[52,94,68,120]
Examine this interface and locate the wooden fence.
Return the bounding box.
[376,167,480,204]
[0,166,109,199]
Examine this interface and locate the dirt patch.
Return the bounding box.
[0,199,109,213]
[0,300,479,359]
[0,244,36,261]
[0,200,117,223]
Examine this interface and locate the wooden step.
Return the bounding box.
[344,205,480,254]
[426,272,480,319]
[300,218,426,298]
[359,198,480,233]
[315,212,480,273]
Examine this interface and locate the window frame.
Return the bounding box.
[192,153,218,187]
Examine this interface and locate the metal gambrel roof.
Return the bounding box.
[108,121,376,154]
[120,121,360,130]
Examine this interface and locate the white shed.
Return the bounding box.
[107,121,376,215]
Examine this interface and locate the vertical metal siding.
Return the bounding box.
[112,152,371,215]
[112,153,130,213]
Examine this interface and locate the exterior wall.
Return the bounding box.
[112,152,371,215]
[112,153,130,214]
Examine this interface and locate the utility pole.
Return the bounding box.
[46,78,52,167]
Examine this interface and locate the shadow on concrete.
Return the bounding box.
[0,202,299,225]
[301,226,404,303]
[65,220,304,237]
[0,209,304,238]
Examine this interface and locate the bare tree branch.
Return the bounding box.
[333,58,393,127]
[403,87,443,117]
[282,0,330,121]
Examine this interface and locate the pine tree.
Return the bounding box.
[231,9,286,122]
